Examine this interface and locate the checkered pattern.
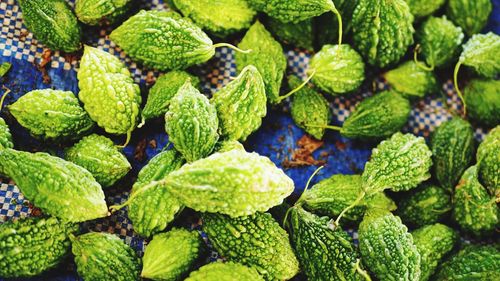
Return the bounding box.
[0,0,494,272]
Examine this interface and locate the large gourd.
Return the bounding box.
[75,0,132,25]
[185,262,264,281]
[0,117,13,149]
[435,245,500,280]
[404,0,446,18]
[464,79,500,127]
[0,149,108,222]
[447,0,492,36]
[249,0,341,24]
[477,126,500,196]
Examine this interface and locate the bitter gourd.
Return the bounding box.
[464,79,500,127]
[141,228,203,280]
[452,166,498,236]
[18,0,81,52]
[383,61,438,98]
[358,209,421,281]
[164,80,219,162]
[286,207,366,281]
[300,174,396,223]
[352,0,414,67]
[202,212,299,280]
[315,0,358,49]
[235,21,286,104]
[434,245,500,280]
[0,117,13,149]
[447,0,492,36]
[141,71,200,126]
[431,117,475,192]
[0,149,108,222]
[211,65,266,141]
[78,46,141,145]
[362,132,432,194]
[8,89,94,141]
[0,216,79,278]
[397,185,452,228]
[110,10,248,71]
[71,232,141,281]
[289,75,331,140]
[124,149,185,237]
[65,134,131,187]
[404,0,445,18]
[267,18,314,51]
[0,62,11,77]
[477,125,500,162]
[411,223,459,281]
[416,16,464,69]
[75,0,132,26]
[249,0,341,24]
[215,139,245,153]
[477,126,500,196]
[185,262,264,281]
[307,44,365,95]
[164,149,294,217]
[172,0,256,37]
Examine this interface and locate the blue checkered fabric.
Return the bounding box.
[0,0,498,279]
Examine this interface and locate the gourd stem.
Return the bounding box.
[334,191,366,226]
[278,70,316,103]
[453,62,466,115]
[118,131,132,148]
[137,116,146,128]
[213,43,252,54]
[109,179,166,212]
[0,86,11,110]
[331,5,343,46]
[306,124,342,131]
[413,45,434,71]
[355,259,372,281]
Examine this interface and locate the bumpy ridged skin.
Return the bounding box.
[301,174,396,223]
[341,91,411,139]
[78,46,141,137]
[362,133,432,194]
[165,150,294,217]
[434,245,500,280]
[267,18,314,51]
[308,44,365,95]
[457,33,500,78]
[141,228,202,280]
[0,217,79,278]
[249,0,337,23]
[185,262,264,281]
[0,117,13,149]
[71,232,141,281]
[142,71,200,123]
[202,212,299,280]
[0,149,107,222]
[172,0,256,36]
[404,0,445,18]
[447,0,492,36]
[431,117,475,192]
[211,65,267,141]
[358,210,421,281]
[352,0,414,68]
[286,207,364,281]
[127,150,185,237]
[452,166,498,236]
[417,16,464,68]
[75,0,132,25]
[288,75,330,139]
[110,10,215,70]
[8,89,94,140]
[165,81,218,162]
[235,21,286,104]
[65,134,131,187]
[411,224,459,281]
[464,80,500,127]
[18,0,81,52]
[477,126,500,196]
[383,61,438,98]
[215,140,245,152]
[398,185,451,228]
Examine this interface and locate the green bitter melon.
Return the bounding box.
[0,117,13,149]
[464,79,500,128]
[75,0,132,25]
[383,61,438,98]
[185,262,264,281]
[447,0,492,36]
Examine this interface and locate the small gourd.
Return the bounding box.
[383,61,438,98]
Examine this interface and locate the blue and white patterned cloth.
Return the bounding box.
[0,0,498,280]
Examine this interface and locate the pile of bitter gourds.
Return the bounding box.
[0,0,499,280]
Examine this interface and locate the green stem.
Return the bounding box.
[277,70,316,103]
[109,179,165,212]
[334,191,365,226]
[213,43,252,54]
[355,259,372,281]
[137,116,146,128]
[331,5,343,46]
[413,45,434,71]
[453,62,466,115]
[0,87,11,110]
[305,124,342,131]
[117,130,132,148]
